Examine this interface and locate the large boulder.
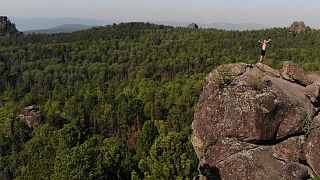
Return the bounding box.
[187,23,199,29]
[281,61,311,86]
[192,62,320,179]
[19,105,40,128]
[307,73,320,84]
[198,136,311,180]
[304,74,320,104]
[305,82,320,103]
[289,21,310,34]
[256,62,280,77]
[304,115,320,176]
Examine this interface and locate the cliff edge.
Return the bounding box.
[192,61,320,179]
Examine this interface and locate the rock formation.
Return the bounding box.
[289,21,310,34]
[192,61,320,179]
[19,105,40,128]
[187,23,199,29]
[0,16,19,37]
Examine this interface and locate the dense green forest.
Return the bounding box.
[1,22,320,179]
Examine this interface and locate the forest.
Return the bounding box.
[1,22,320,179]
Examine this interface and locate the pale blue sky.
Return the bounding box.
[1,0,320,27]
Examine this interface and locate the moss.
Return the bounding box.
[247,72,268,91]
[301,118,312,135]
[311,173,320,180]
[211,65,234,88]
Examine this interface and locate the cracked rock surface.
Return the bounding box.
[192,61,320,180]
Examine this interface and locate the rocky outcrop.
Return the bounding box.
[0,16,19,37]
[192,61,320,179]
[304,115,320,176]
[281,61,311,86]
[289,21,310,34]
[187,23,199,29]
[305,82,320,104]
[19,105,39,128]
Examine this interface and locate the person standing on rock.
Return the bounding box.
[259,39,271,64]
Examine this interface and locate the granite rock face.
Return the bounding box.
[187,23,199,29]
[304,115,320,176]
[281,61,311,86]
[19,105,40,128]
[192,61,320,179]
[289,21,310,34]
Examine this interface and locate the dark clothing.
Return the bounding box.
[261,49,266,56]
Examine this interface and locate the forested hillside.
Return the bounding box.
[0,22,320,179]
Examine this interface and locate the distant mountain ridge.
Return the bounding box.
[208,22,269,30]
[24,24,93,34]
[11,17,113,31]
[12,17,270,32]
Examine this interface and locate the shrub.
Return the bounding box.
[301,118,312,135]
[211,65,234,88]
[247,72,268,91]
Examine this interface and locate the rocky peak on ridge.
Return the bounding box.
[289,21,310,34]
[0,16,20,37]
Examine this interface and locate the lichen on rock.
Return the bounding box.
[192,61,320,179]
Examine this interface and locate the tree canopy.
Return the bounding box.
[1,22,320,179]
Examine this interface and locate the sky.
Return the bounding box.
[1,0,320,28]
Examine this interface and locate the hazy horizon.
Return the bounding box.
[2,0,320,28]
[10,17,272,31]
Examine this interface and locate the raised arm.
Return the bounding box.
[267,39,271,44]
[258,40,263,44]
